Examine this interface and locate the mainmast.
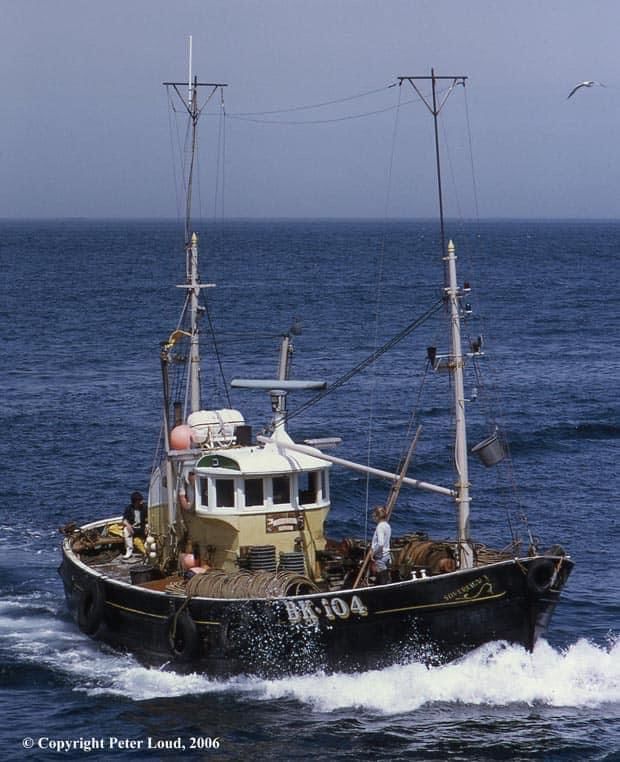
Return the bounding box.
[398,71,474,569]
[164,42,227,415]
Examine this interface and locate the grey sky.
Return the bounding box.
[3,1,619,219]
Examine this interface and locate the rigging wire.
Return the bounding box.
[166,90,181,222]
[204,299,232,408]
[470,351,535,548]
[195,130,204,231]
[363,82,404,537]
[225,81,457,121]
[458,84,533,543]
[463,86,481,221]
[440,116,464,224]
[182,117,194,236]
[233,83,397,116]
[227,98,418,126]
[205,86,231,405]
[394,361,432,489]
[285,299,444,425]
[214,87,227,220]
[167,88,187,225]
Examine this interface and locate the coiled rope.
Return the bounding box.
[185,569,319,599]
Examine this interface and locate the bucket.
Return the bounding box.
[471,432,505,467]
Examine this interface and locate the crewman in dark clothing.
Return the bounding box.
[122,491,148,560]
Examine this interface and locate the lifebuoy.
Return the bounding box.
[77,578,105,635]
[168,609,200,660]
[526,558,557,595]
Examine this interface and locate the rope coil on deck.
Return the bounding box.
[395,538,457,573]
[185,570,319,599]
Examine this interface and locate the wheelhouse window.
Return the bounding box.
[244,478,264,508]
[299,471,320,505]
[215,478,235,508]
[272,475,290,505]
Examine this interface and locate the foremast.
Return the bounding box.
[185,232,201,413]
[163,46,227,419]
[445,239,473,568]
[153,45,228,534]
[399,70,474,569]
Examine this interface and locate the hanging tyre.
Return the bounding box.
[526,558,557,595]
[168,609,200,660]
[77,577,105,635]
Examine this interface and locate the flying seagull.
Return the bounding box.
[567,80,606,99]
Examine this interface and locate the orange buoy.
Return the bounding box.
[170,424,192,450]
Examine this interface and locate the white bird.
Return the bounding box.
[567,80,606,99]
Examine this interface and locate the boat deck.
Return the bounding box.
[78,546,515,595]
[83,552,185,592]
[138,575,187,593]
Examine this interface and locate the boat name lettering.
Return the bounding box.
[284,595,368,625]
[266,511,305,533]
[443,575,495,602]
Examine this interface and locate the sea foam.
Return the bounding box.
[1,594,617,710]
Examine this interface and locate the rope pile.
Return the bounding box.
[394,537,456,573]
[64,526,124,554]
[185,569,319,599]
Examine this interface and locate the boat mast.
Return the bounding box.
[163,41,227,415]
[398,70,474,569]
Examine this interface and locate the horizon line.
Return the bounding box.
[2,215,620,223]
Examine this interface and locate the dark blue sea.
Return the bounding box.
[1,219,618,761]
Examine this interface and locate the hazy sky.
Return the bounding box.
[3,1,620,219]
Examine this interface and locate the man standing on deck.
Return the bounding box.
[371,505,392,585]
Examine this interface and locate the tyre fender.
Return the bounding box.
[526,558,557,595]
[77,577,105,635]
[168,609,200,660]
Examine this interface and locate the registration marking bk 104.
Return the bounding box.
[284,595,369,625]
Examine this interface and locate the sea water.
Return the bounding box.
[1,219,618,760]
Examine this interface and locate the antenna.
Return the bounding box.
[188,35,193,106]
[398,71,467,276]
[163,73,227,245]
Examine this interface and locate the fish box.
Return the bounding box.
[130,565,161,585]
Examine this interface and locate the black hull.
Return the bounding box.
[59,545,573,676]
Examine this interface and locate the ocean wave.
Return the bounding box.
[247,638,620,712]
[506,420,620,455]
[67,637,620,709]
[570,421,620,439]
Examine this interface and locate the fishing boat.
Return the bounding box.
[58,66,573,676]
